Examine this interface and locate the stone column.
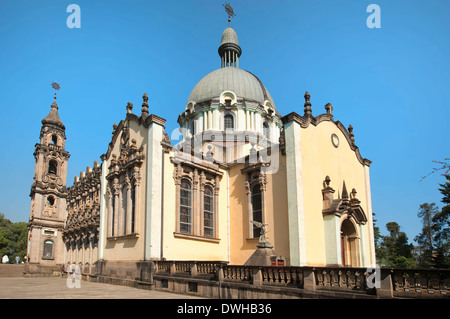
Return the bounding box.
[145,114,166,260]
[113,180,119,237]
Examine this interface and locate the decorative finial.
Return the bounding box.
[126,102,133,114]
[324,103,333,115]
[351,188,357,199]
[223,2,235,27]
[51,81,61,102]
[304,91,312,116]
[348,124,355,143]
[324,175,331,188]
[141,93,149,119]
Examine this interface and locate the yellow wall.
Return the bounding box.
[299,120,374,266]
[228,153,290,265]
[161,153,229,261]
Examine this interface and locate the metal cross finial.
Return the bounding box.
[223,3,235,26]
[51,81,61,101]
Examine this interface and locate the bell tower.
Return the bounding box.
[27,82,70,267]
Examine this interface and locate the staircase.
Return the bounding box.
[0,264,26,277]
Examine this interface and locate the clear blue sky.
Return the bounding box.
[1,0,449,243]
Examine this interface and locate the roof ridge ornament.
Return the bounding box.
[304,91,312,116]
[141,92,149,119]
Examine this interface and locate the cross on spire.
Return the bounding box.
[51,81,61,101]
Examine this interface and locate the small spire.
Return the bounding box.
[41,82,65,130]
[342,181,349,204]
[304,91,312,116]
[141,93,149,119]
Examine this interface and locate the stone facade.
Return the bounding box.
[27,99,70,268]
[62,161,101,272]
[28,22,377,279]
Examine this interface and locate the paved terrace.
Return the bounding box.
[0,264,203,299]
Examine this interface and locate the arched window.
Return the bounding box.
[48,160,57,175]
[224,114,234,130]
[47,196,55,206]
[263,121,270,140]
[43,240,54,258]
[203,186,214,237]
[251,184,262,238]
[51,134,58,145]
[180,179,192,234]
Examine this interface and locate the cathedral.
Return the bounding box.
[27,18,376,275]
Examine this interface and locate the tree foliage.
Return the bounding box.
[0,213,28,263]
[414,175,450,268]
[376,221,416,268]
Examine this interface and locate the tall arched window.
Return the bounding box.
[48,160,57,175]
[251,184,262,238]
[203,186,214,237]
[43,240,54,258]
[180,179,192,234]
[224,114,234,130]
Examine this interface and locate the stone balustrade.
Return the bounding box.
[150,260,450,299]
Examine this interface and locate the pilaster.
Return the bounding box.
[283,115,307,266]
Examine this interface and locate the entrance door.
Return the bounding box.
[341,219,358,267]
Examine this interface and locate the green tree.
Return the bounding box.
[0,213,28,263]
[432,175,450,268]
[414,203,447,268]
[378,221,415,268]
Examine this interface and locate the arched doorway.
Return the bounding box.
[340,218,359,267]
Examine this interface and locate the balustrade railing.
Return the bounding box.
[261,266,303,287]
[313,267,370,292]
[391,268,450,296]
[151,260,450,298]
[222,265,253,282]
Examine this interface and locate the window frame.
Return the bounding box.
[179,179,193,234]
[203,185,215,238]
[223,114,234,130]
[42,239,54,259]
[251,184,263,238]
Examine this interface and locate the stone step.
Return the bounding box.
[0,264,26,277]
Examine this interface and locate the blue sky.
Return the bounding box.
[0,0,449,243]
